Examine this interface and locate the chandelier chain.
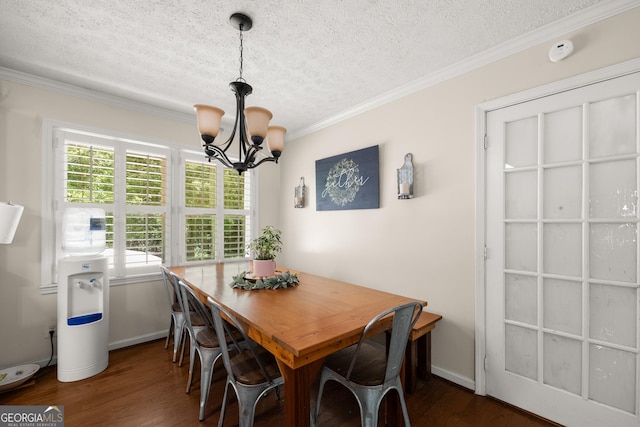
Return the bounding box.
[237,23,245,82]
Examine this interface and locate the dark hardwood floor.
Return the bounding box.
[1,339,559,426]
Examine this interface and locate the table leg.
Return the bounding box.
[416,332,431,380]
[276,359,324,427]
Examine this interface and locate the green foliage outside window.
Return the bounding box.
[65,144,115,204]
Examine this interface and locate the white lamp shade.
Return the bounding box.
[194,104,225,139]
[266,126,286,154]
[0,202,24,244]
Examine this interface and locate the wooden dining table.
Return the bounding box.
[169,261,426,427]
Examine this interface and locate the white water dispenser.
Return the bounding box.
[57,208,109,382]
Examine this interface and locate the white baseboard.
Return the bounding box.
[431,365,476,392]
[108,331,167,351]
[27,331,167,369]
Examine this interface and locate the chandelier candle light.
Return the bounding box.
[194,13,286,174]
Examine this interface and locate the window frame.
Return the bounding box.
[41,119,257,293]
[178,149,255,264]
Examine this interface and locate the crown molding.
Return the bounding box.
[287,0,640,141]
[0,66,195,124]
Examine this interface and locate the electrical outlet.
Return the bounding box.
[45,326,56,339]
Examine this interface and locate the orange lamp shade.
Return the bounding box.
[266,126,286,155]
[194,104,225,139]
[244,106,273,139]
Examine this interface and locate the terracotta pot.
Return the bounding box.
[253,259,276,278]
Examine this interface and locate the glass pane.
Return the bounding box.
[505,170,537,219]
[544,106,582,164]
[543,278,582,335]
[224,168,249,209]
[185,161,217,208]
[505,324,537,380]
[544,166,582,219]
[543,223,581,277]
[589,344,636,413]
[105,212,115,268]
[126,152,166,206]
[589,159,637,219]
[590,223,637,283]
[105,214,115,248]
[590,283,637,347]
[505,223,537,272]
[505,274,537,325]
[125,213,164,266]
[223,215,247,258]
[185,215,216,261]
[65,143,115,204]
[589,94,637,158]
[543,334,581,395]
[505,116,538,168]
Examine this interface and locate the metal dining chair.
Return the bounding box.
[178,280,225,421]
[313,301,423,427]
[208,296,284,427]
[160,265,185,363]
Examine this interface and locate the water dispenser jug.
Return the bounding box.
[62,208,106,256]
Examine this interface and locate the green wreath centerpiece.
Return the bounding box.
[230,270,299,290]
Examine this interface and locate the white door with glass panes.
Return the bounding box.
[485,71,640,427]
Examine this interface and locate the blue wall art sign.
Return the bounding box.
[315,145,379,211]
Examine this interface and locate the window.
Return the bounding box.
[41,122,256,290]
[182,155,252,262]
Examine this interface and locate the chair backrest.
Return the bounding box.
[160,265,175,307]
[207,296,278,384]
[347,301,423,383]
[178,280,214,335]
[167,271,184,308]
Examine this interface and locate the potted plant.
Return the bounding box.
[247,226,282,277]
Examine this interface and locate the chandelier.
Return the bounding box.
[194,13,286,174]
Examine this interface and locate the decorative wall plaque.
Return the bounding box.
[315,145,379,211]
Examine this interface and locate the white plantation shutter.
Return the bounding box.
[185,160,217,261]
[223,169,251,259]
[182,155,254,263]
[42,125,256,288]
[56,132,170,279]
[64,142,115,204]
[123,151,167,272]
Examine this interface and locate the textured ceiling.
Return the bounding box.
[0,0,613,139]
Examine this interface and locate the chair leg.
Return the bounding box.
[178,328,188,366]
[236,386,266,427]
[399,389,412,427]
[165,316,174,349]
[172,317,184,362]
[186,344,197,394]
[352,387,380,427]
[198,350,220,421]
[313,376,329,425]
[218,380,231,427]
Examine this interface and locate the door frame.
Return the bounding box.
[474,57,640,396]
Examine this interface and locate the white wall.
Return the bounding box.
[0,81,280,368]
[277,8,640,387]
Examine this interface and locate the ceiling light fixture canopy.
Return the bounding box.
[194,13,286,174]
